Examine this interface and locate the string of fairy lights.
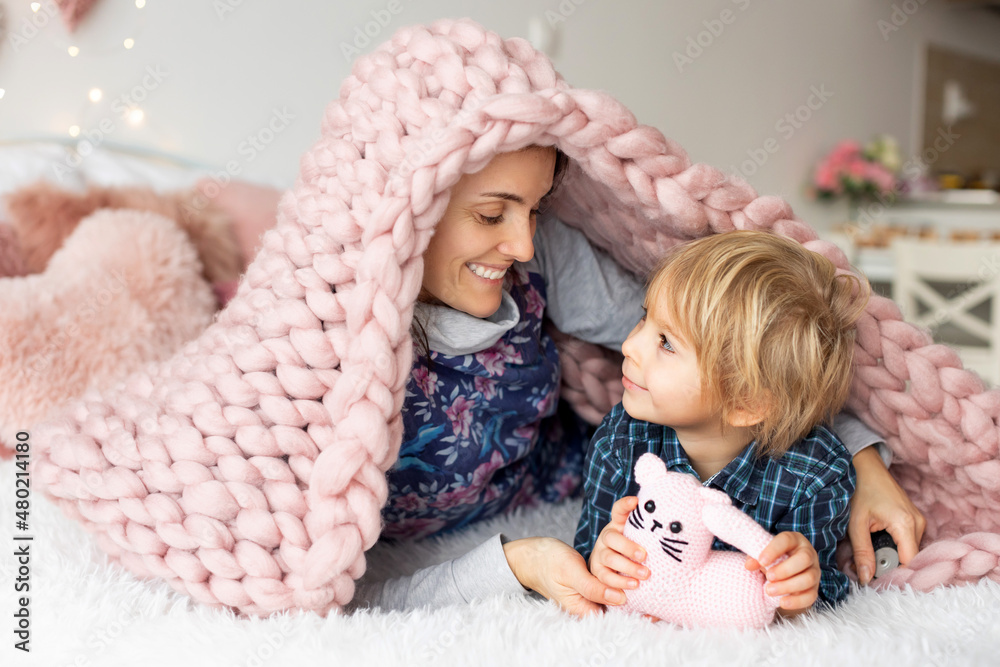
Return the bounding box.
[0,1,150,138]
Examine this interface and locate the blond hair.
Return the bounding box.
[646,230,870,457]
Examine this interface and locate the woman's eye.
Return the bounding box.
[659,334,674,352]
[477,213,504,225]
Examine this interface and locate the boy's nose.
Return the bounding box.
[622,333,636,361]
[622,322,643,362]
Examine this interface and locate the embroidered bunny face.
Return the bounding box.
[627,495,689,564]
[626,453,731,573]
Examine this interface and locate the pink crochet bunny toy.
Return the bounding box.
[618,453,781,629]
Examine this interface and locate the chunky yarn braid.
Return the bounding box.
[32,18,1000,616]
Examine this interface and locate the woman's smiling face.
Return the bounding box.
[420,146,557,318]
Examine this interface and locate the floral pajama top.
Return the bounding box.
[381,266,587,539]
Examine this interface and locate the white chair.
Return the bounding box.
[891,239,1000,387]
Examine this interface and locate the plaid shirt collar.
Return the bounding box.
[653,429,765,507]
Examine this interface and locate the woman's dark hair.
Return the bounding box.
[411,313,434,366]
[543,148,570,210]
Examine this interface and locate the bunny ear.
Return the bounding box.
[635,452,667,485]
[701,504,773,560]
[698,486,732,506]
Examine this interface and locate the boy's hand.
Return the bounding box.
[745,531,820,613]
[588,496,650,603]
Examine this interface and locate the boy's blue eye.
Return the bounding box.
[659,334,674,352]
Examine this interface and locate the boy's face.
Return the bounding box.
[620,302,721,433]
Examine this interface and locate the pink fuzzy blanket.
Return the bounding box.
[32,18,1000,616]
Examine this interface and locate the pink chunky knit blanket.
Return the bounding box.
[33,18,1000,616]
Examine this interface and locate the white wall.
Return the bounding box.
[1,0,999,231]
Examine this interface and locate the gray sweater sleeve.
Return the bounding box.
[832,413,892,466]
[524,214,646,350]
[349,534,527,612]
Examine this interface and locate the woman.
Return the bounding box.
[354,143,926,615]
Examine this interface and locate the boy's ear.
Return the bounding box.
[727,408,766,428]
[726,393,772,428]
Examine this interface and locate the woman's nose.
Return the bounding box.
[500,215,535,262]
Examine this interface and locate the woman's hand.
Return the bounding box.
[848,446,926,584]
[502,537,620,617]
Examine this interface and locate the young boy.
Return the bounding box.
[574,230,870,616]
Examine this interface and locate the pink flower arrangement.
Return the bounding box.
[812,135,900,204]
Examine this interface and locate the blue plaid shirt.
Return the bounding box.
[574,403,856,605]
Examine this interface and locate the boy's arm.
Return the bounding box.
[772,452,856,606]
[575,408,651,602]
[574,410,627,561]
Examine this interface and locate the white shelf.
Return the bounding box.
[898,190,1000,207]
